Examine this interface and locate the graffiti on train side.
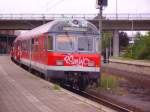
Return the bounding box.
[64,54,89,66]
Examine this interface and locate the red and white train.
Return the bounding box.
[11,19,101,90]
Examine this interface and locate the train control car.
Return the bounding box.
[11,19,101,90]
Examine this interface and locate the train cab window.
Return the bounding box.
[78,37,93,52]
[56,35,74,51]
[47,35,53,50]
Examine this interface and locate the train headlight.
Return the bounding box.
[56,60,64,66]
[88,61,95,67]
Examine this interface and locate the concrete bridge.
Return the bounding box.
[0,13,150,56]
[0,13,150,30]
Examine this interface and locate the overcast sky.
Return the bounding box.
[0,0,149,14]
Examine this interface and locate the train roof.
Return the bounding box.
[16,19,99,41]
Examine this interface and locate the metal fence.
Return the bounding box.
[0,13,150,20]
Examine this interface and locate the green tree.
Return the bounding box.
[124,31,150,60]
[119,32,129,49]
[102,32,113,56]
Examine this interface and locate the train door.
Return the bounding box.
[42,33,53,65]
[39,34,49,78]
[41,34,51,65]
[42,34,47,65]
[29,38,34,69]
[37,34,47,74]
[16,40,21,61]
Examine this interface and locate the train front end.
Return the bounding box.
[47,19,101,90]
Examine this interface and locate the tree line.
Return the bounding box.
[102,31,150,60]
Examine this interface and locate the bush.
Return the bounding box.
[124,32,150,60]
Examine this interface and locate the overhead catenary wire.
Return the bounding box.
[46,0,66,12]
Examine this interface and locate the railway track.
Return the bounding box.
[81,90,133,112]
[63,85,133,112]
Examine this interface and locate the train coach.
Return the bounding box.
[11,19,101,90]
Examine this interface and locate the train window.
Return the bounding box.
[24,41,26,51]
[27,40,30,51]
[44,36,47,49]
[47,35,53,50]
[32,38,34,45]
[31,38,34,51]
[24,40,28,51]
[35,38,39,51]
[56,35,74,51]
[21,40,26,51]
[78,37,93,52]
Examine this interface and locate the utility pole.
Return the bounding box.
[99,5,103,52]
[116,0,118,19]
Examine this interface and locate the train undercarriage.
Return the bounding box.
[59,71,100,90]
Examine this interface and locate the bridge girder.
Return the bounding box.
[0,19,150,31]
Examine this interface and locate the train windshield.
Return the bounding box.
[56,34,99,53]
[56,35,74,51]
[78,36,93,52]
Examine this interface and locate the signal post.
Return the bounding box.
[96,0,108,63]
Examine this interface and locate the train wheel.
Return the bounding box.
[88,79,99,89]
[96,79,100,87]
[28,66,32,73]
[72,79,79,90]
[78,76,87,91]
[59,79,64,87]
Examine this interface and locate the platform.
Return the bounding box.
[0,56,114,112]
[109,58,150,67]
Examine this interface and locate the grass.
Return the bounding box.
[53,84,60,91]
[99,74,119,91]
[111,56,135,61]
[111,56,150,63]
[97,73,129,96]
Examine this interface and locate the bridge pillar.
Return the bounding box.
[113,30,119,57]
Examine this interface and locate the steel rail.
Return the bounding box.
[62,85,133,112]
[81,90,133,112]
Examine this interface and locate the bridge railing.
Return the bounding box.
[103,13,150,20]
[0,13,150,20]
[0,14,97,20]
